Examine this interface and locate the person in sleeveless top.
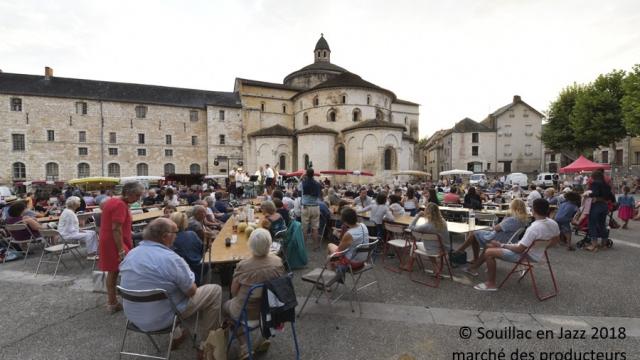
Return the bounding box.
[327,207,370,272]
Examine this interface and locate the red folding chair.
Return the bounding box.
[498,238,559,301]
[409,231,453,288]
[382,222,412,273]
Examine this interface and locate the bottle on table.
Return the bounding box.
[468,209,475,229]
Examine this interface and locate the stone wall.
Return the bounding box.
[495,103,543,173]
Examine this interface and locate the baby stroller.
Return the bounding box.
[573,200,614,249]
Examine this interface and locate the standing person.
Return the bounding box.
[299,168,322,248]
[264,164,275,193]
[99,181,144,313]
[617,186,635,229]
[585,169,614,251]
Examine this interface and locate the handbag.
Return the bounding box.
[202,327,227,360]
[91,271,108,293]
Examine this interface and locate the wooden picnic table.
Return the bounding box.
[203,214,265,265]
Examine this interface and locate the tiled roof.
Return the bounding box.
[315,35,330,51]
[394,99,420,106]
[453,117,493,133]
[342,118,406,133]
[481,95,545,128]
[295,125,338,135]
[247,124,295,137]
[236,78,301,91]
[0,72,241,108]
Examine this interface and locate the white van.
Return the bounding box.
[533,173,558,188]
[469,173,487,188]
[505,173,528,187]
[0,185,16,203]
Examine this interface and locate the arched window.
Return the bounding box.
[164,163,175,175]
[279,154,286,171]
[376,109,384,121]
[304,154,310,170]
[404,116,408,125]
[337,146,346,170]
[260,102,265,112]
[282,104,287,113]
[383,148,395,171]
[366,95,371,105]
[45,162,59,181]
[352,108,361,122]
[108,163,120,177]
[341,95,346,104]
[77,162,90,178]
[190,163,201,175]
[12,162,26,179]
[323,51,327,57]
[136,163,148,176]
[313,96,319,107]
[327,109,337,122]
[303,112,309,126]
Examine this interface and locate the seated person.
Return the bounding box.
[353,188,373,209]
[359,193,394,240]
[463,187,483,210]
[388,194,405,217]
[443,187,461,205]
[142,189,158,206]
[544,188,559,206]
[273,198,291,226]
[408,203,450,270]
[469,199,559,291]
[162,204,177,218]
[193,200,222,229]
[455,199,528,270]
[170,212,207,285]
[260,200,286,237]
[58,196,99,256]
[214,192,233,222]
[326,188,341,207]
[119,218,222,355]
[328,207,370,273]
[492,189,505,204]
[5,200,44,251]
[554,191,581,250]
[188,205,217,244]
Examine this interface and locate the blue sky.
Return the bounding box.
[1,0,639,138]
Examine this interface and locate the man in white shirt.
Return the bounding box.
[264,164,275,192]
[526,184,541,208]
[469,198,559,291]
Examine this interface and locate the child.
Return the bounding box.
[617,186,635,229]
[555,191,581,250]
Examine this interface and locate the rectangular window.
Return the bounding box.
[282,105,287,113]
[602,150,609,163]
[472,133,479,143]
[523,110,529,118]
[12,134,25,151]
[525,124,533,136]
[108,148,118,156]
[635,151,640,165]
[137,148,147,156]
[219,110,225,121]
[191,136,198,146]
[260,103,265,112]
[47,130,55,142]
[504,124,512,137]
[508,110,515,118]
[79,131,86,143]
[109,132,117,144]
[487,162,491,170]
[78,147,88,156]
[165,134,172,145]
[165,149,173,157]
[472,146,479,156]
[138,133,145,144]
[189,110,198,122]
[504,144,511,157]
[615,149,623,165]
[135,105,147,118]
[76,102,87,115]
[10,98,23,111]
[525,144,532,156]
[219,135,225,145]
[550,153,556,162]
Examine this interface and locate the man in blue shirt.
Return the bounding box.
[298,168,322,248]
[120,218,222,354]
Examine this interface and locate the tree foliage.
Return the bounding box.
[622,64,640,136]
[541,84,586,152]
[570,70,627,150]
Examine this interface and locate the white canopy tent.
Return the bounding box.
[439,169,473,176]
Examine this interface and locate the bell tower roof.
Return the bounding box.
[314,33,331,63]
[314,33,330,51]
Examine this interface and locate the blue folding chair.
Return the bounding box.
[227,275,300,360]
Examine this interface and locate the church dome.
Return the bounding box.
[283,34,348,89]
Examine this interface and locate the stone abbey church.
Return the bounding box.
[1,35,419,184]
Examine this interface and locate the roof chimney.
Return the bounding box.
[513,95,521,103]
[44,66,53,80]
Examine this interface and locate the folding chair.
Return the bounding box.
[77,213,96,230]
[498,238,559,301]
[36,229,84,278]
[332,240,381,315]
[227,275,300,360]
[409,231,453,288]
[117,286,191,360]
[382,222,412,273]
[506,227,525,244]
[3,223,45,264]
[298,248,349,317]
[475,213,498,227]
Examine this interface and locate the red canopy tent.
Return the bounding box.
[559,155,611,173]
[284,169,321,177]
[320,170,375,176]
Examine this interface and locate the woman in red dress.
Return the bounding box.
[98,182,144,313]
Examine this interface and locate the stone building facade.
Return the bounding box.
[1,35,420,184]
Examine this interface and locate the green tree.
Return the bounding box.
[622,64,640,135]
[541,84,588,153]
[570,70,628,158]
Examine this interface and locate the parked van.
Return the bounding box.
[533,173,558,188]
[0,185,16,203]
[469,173,487,188]
[505,173,528,187]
